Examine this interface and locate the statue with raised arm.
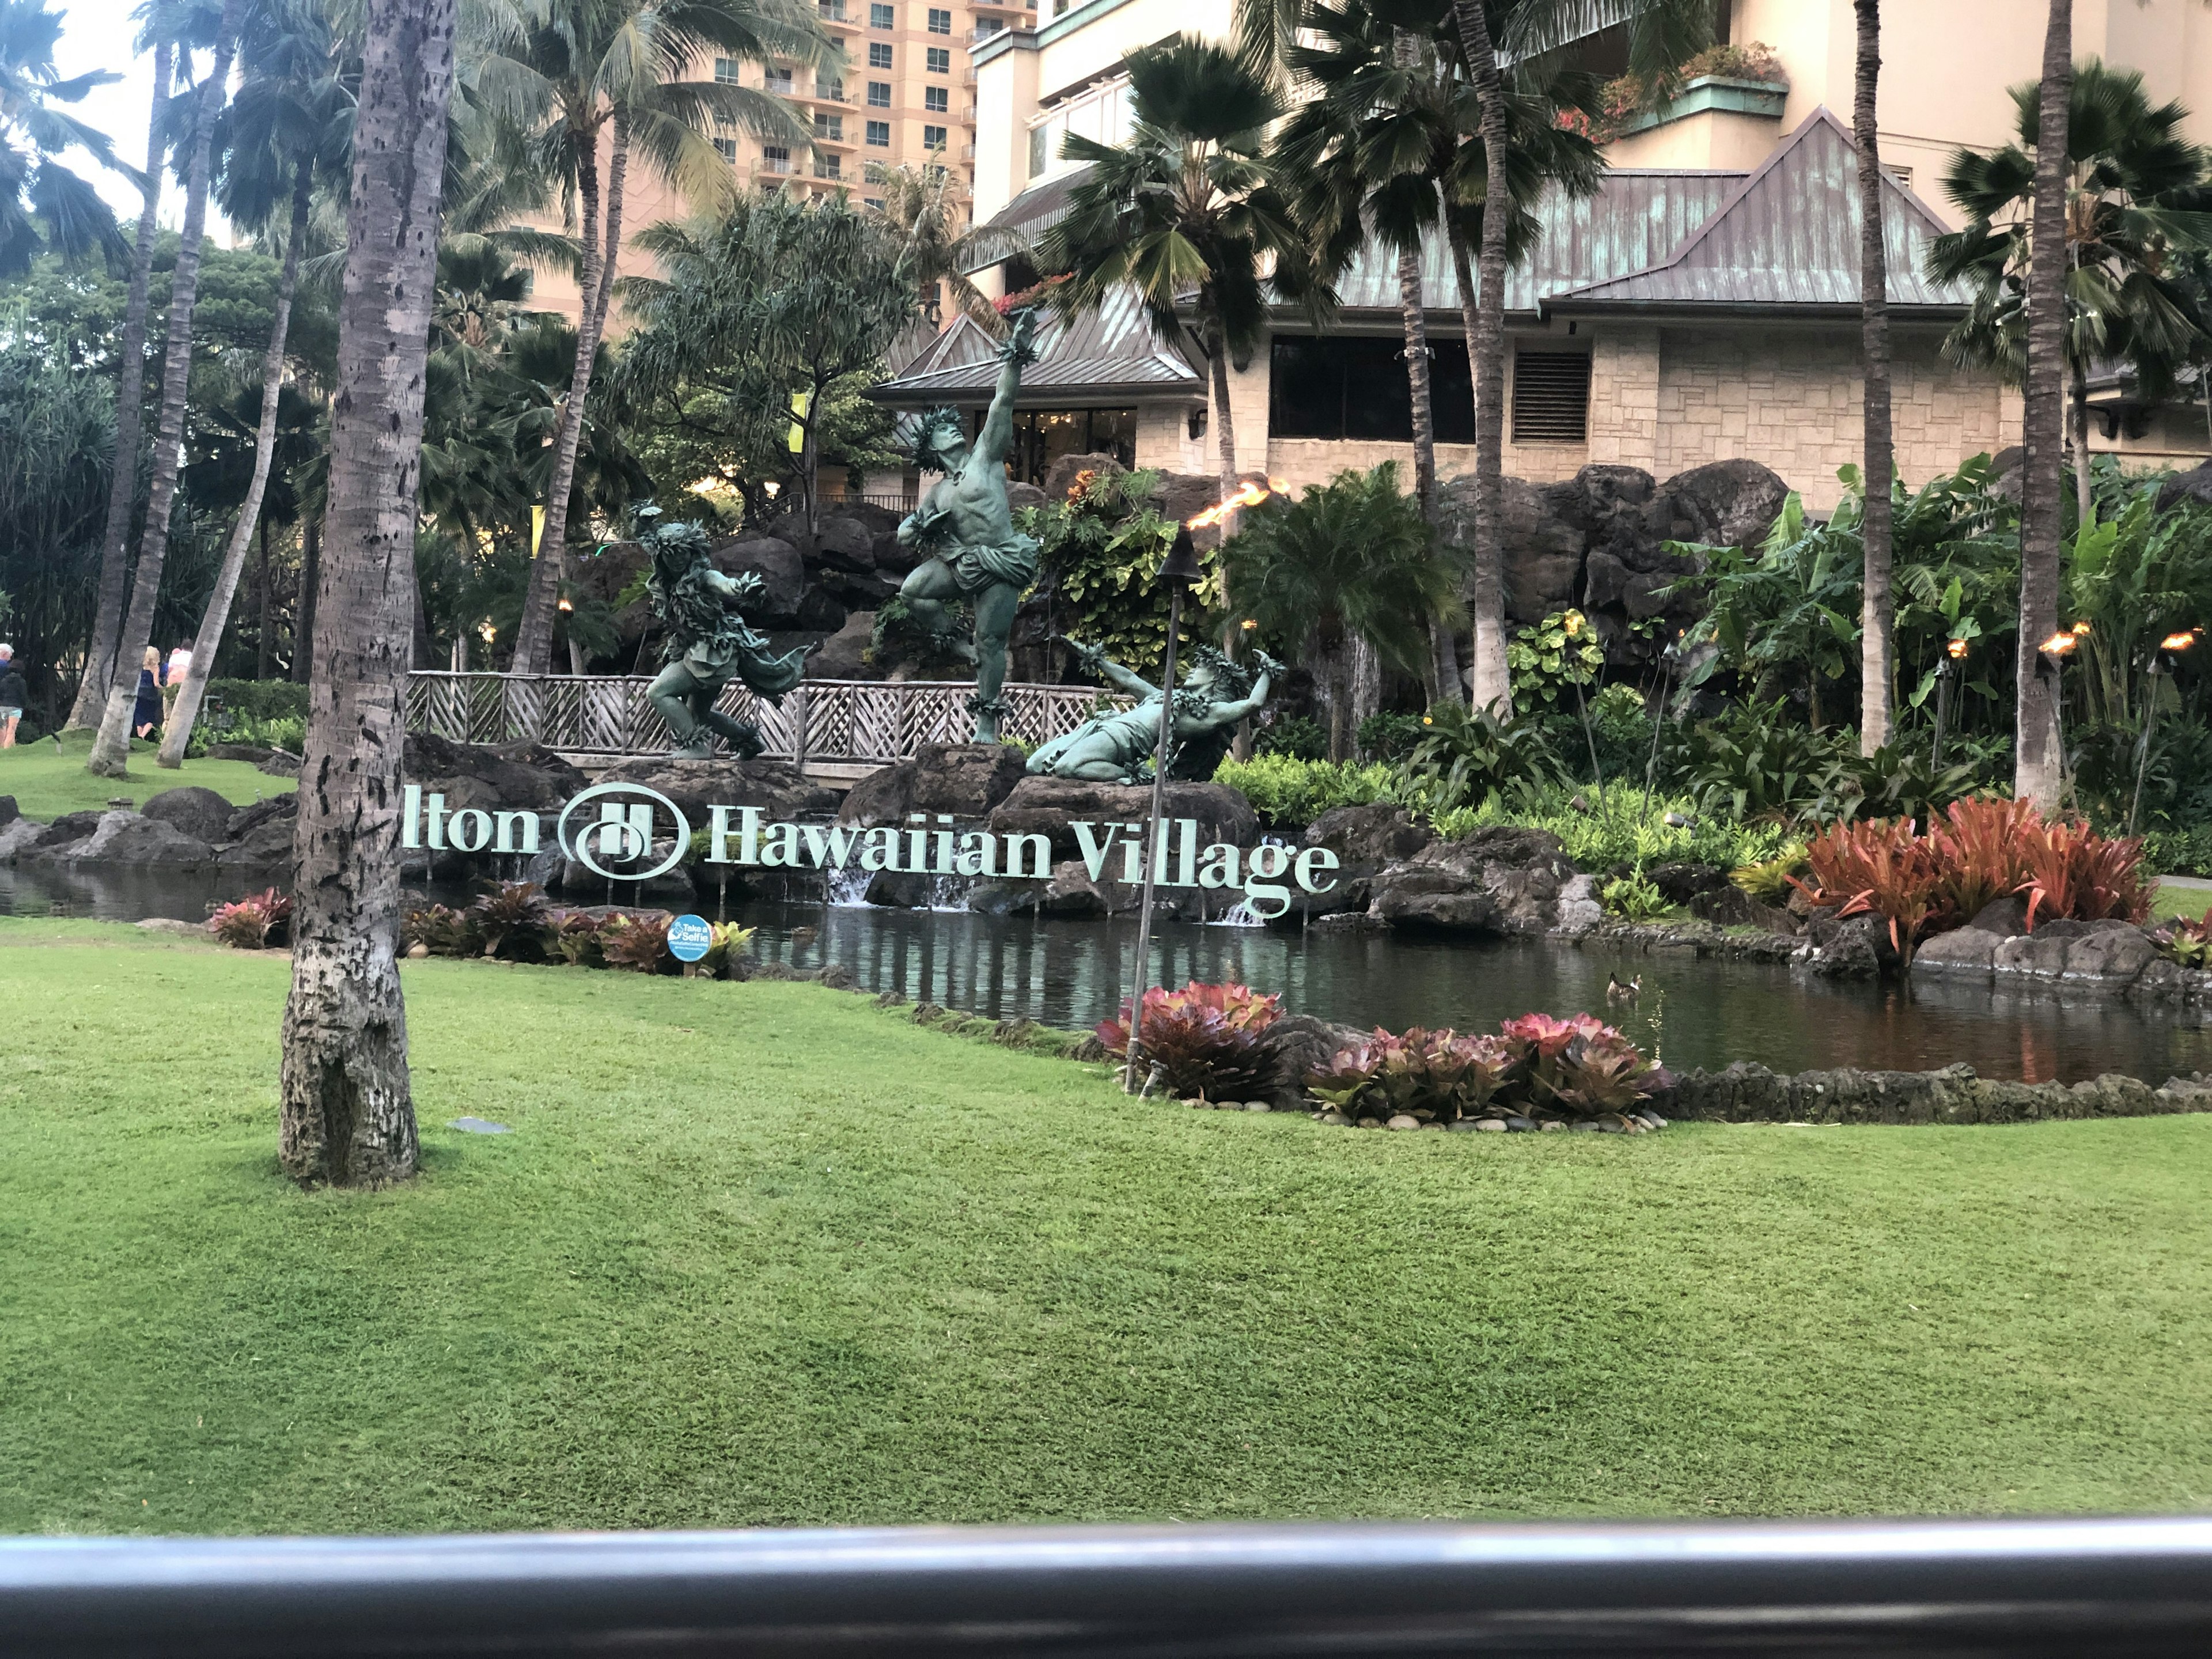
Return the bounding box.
[896,306,1042,743]
[1027,641,1278,783]
[639,505,813,759]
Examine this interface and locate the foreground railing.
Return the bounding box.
[403,672,1111,763]
[6,1517,2212,1656]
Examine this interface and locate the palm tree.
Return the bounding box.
[0,0,133,273]
[1225,462,1462,759]
[1422,0,1712,715]
[1929,59,2207,533]
[87,0,245,777]
[1044,35,1297,533]
[160,0,349,766]
[67,23,171,730]
[2020,0,2074,812]
[1854,0,1894,755]
[478,0,832,676]
[868,156,1012,334]
[279,0,461,1190]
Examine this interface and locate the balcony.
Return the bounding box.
[815,1,860,30]
[969,23,1005,45]
[811,127,857,149]
[802,82,850,104]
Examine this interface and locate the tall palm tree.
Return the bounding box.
[279,0,461,1190]
[478,0,832,676]
[87,0,245,777]
[69,22,171,729]
[1854,0,1893,755]
[1044,35,1297,535]
[1929,59,2207,533]
[2021,1,2074,811]
[868,156,1011,334]
[160,0,350,766]
[0,0,133,272]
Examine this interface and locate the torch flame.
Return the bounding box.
[2162,631,2197,652]
[1946,637,1970,660]
[2039,631,2078,657]
[1185,476,1290,529]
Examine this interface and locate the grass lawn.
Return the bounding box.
[0,729,295,822]
[6,918,2212,1536]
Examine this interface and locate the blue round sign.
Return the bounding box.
[666,913,714,963]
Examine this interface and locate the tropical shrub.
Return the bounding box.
[1256,713,1327,761]
[542,910,607,967]
[702,921,757,975]
[1507,608,1605,710]
[1357,710,1427,763]
[1396,703,1567,815]
[1307,1012,1660,1124]
[465,880,551,959]
[1814,744,1984,825]
[403,903,480,956]
[1213,754,1396,827]
[2017,816,2150,930]
[1095,980,1283,1100]
[1600,869,1670,921]
[208,888,294,949]
[1731,842,1809,904]
[2153,907,2212,968]
[1021,465,1202,677]
[1430,786,1796,875]
[600,912,677,974]
[1664,700,1842,819]
[2141,824,2212,878]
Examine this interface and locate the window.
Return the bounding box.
[868,41,892,68]
[864,195,885,209]
[924,86,948,112]
[815,154,842,179]
[1027,126,1046,177]
[922,122,946,147]
[764,65,793,93]
[762,144,791,173]
[1509,350,1592,442]
[869,1,893,24]
[865,118,891,146]
[715,56,742,83]
[815,111,843,139]
[1268,335,1475,444]
[815,75,844,100]
[714,136,737,162]
[926,46,949,73]
[927,6,950,32]
[817,0,846,19]
[866,80,891,107]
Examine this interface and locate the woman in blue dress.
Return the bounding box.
[131,646,164,740]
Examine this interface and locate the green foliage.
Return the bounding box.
[1356,710,1426,763]
[2140,825,2212,878]
[1600,869,1671,922]
[203,680,309,725]
[1508,608,1605,708]
[1395,702,1566,816]
[1255,713,1327,761]
[1432,786,1797,875]
[0,336,111,704]
[1732,843,1810,904]
[1663,700,1842,819]
[1024,465,1198,677]
[1212,753,1396,827]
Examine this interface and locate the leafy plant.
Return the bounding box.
[403,903,479,956]
[465,880,550,960]
[1813,743,1984,825]
[600,913,676,974]
[1213,754,1396,827]
[1309,1012,1660,1125]
[1430,786,1795,875]
[2154,907,2212,968]
[1508,608,1605,709]
[208,888,294,949]
[1356,710,1427,763]
[1023,464,1200,677]
[1665,700,1842,820]
[1096,980,1283,1100]
[2017,817,2150,931]
[1255,713,1327,762]
[703,921,756,976]
[541,910,606,967]
[1600,869,1671,922]
[1796,818,1940,962]
[1731,843,1808,904]
[1397,702,1566,816]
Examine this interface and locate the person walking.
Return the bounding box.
[132,645,165,741]
[0,644,24,749]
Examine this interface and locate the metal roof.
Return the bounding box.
[873,283,1200,406]
[1552,107,1974,314]
[960,165,1094,274]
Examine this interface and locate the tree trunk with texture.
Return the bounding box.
[2071,361,2094,528]
[1450,0,1511,718]
[70,40,172,730]
[292,514,319,684]
[87,7,243,777]
[279,0,458,1188]
[2016,0,2071,810]
[1855,0,1895,754]
[512,122,609,676]
[1395,244,1458,705]
[161,171,312,767]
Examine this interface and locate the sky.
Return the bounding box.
[51,0,191,228]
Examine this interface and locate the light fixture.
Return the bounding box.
[1157,525,1203,588]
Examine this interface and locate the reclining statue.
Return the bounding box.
[640,505,813,759]
[895,307,1041,743]
[1027,640,1278,784]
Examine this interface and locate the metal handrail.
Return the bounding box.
[404,672,1113,763]
[8,1518,2212,1656]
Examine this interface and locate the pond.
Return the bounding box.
[10,862,2212,1086]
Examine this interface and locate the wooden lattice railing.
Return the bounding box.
[403,672,1118,763]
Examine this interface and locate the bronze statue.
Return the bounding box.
[1027,641,1278,784]
[895,307,1041,743]
[640,505,812,759]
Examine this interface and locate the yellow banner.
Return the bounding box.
[787,389,811,454]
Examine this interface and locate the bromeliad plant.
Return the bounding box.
[2154,907,2212,968]
[1095,980,1283,1100]
[208,888,295,949]
[1308,1012,1662,1125]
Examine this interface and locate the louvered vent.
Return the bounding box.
[1512,351,1592,443]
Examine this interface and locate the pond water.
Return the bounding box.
[12,863,2212,1086]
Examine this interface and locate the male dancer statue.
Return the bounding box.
[895,307,1041,742]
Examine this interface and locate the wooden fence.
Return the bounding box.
[403,672,1114,764]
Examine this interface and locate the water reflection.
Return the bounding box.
[9,863,2211,1085]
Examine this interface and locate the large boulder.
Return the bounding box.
[1649,459,1790,547]
[1303,803,1433,868]
[713,535,806,625]
[1438,474,1582,624]
[1990,918,2159,986]
[811,515,877,574]
[1368,825,1590,936]
[1043,451,1120,502]
[219,810,297,870]
[0,816,48,861]
[142,786,236,846]
[0,794,16,827]
[2155,460,2212,514]
[593,755,836,827]
[809,611,877,679]
[403,732,588,813]
[839,742,1030,827]
[986,777,1259,862]
[226,793,297,842]
[32,810,103,850]
[41,809,214,868]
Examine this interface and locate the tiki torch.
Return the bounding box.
[2131,630,2197,835]
[1932,635,1969,770]
[1122,525,1206,1093]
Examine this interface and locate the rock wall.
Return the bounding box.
[1656,1061,2212,1125]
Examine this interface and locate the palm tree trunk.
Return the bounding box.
[1854,0,1895,755]
[2016,0,2073,811]
[512,122,608,677]
[160,170,312,768]
[292,514,319,684]
[279,0,459,1190]
[88,6,244,777]
[1449,0,1511,718]
[2070,358,2094,528]
[69,40,173,730]
[1394,244,1458,705]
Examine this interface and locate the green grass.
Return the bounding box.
[7,917,2212,1536]
[2151,878,2212,924]
[0,728,295,821]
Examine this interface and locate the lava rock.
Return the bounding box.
[205,743,275,763]
[863,868,939,908]
[810,515,878,574]
[32,810,104,849]
[225,793,297,842]
[593,755,836,827]
[2154,460,2212,514]
[1303,802,1432,865]
[257,750,302,777]
[141,786,236,846]
[0,816,45,861]
[1990,918,2158,985]
[1368,825,1581,936]
[1969,894,2031,936]
[404,732,588,813]
[715,535,806,624]
[1651,459,1791,547]
[808,610,878,679]
[0,794,15,827]
[1687,883,1792,931]
[1805,911,1884,978]
[39,809,213,867]
[1646,862,1728,904]
[839,742,1029,827]
[986,777,1258,863]
[219,812,298,870]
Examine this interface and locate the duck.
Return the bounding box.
[1605,973,1642,1004]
